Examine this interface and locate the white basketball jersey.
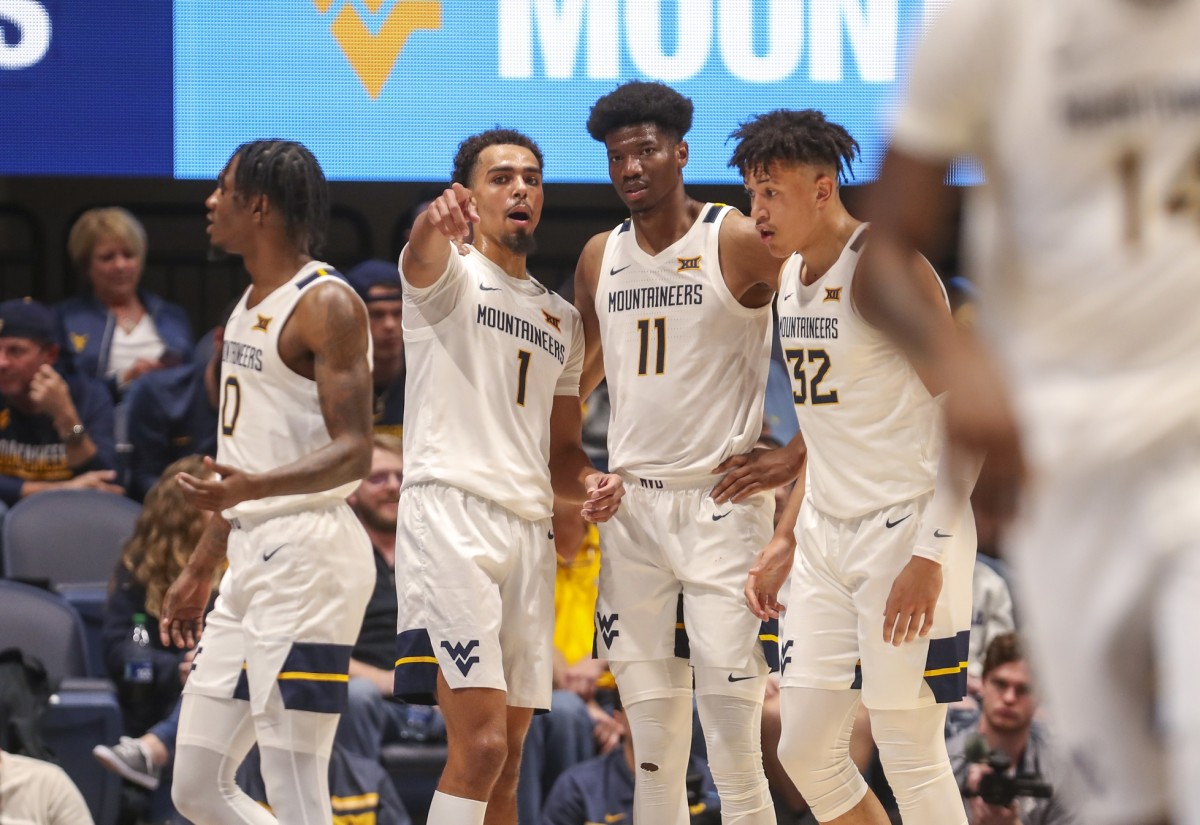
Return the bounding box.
[218,262,368,522]
[596,204,772,481]
[401,244,584,522]
[894,0,1200,468]
[777,225,941,519]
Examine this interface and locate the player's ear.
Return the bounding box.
[676,140,689,170]
[814,173,834,208]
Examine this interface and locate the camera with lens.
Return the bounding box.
[965,740,1053,807]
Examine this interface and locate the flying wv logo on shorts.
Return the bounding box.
[312,0,443,99]
[596,612,620,648]
[440,640,480,676]
[780,640,794,673]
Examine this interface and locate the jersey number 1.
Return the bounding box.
[515,350,531,406]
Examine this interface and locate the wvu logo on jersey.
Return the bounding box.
[251,314,273,332]
[440,639,480,676]
[313,0,443,99]
[676,255,702,272]
[823,287,843,303]
[781,639,793,673]
[541,309,562,333]
[70,332,88,352]
[597,612,620,647]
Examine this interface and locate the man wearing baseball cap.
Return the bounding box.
[0,298,121,507]
[346,260,405,437]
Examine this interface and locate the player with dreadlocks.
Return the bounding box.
[161,139,377,825]
[732,109,980,825]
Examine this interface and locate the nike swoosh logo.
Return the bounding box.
[885,514,912,529]
[783,293,794,301]
[727,673,757,683]
[479,283,501,292]
[712,512,731,522]
[262,544,287,561]
[609,264,631,276]
[933,529,953,538]
[547,530,555,540]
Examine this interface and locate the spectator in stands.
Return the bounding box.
[0,746,96,825]
[337,435,444,762]
[58,207,193,399]
[518,495,622,823]
[540,688,720,825]
[346,260,406,437]
[947,633,1079,825]
[92,455,222,794]
[0,298,120,509]
[122,307,228,501]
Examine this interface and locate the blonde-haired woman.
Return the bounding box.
[58,207,193,398]
[93,455,223,794]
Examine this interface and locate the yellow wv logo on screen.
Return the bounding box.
[313,0,442,99]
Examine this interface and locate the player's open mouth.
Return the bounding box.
[758,228,774,244]
[507,208,531,226]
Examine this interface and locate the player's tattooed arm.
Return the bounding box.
[160,516,231,648]
[177,285,373,511]
[573,233,608,400]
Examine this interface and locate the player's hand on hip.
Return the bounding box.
[176,456,254,512]
[745,536,794,620]
[711,445,802,504]
[882,556,942,646]
[159,567,213,649]
[582,472,624,523]
[429,182,479,255]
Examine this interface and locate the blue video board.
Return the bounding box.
[4,0,950,183]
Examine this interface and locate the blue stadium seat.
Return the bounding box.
[0,579,122,825]
[1,489,141,677]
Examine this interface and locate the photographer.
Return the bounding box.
[947,633,1078,825]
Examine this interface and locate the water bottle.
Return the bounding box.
[122,612,154,707]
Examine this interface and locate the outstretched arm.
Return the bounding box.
[402,182,479,288]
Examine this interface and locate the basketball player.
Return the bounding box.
[860,3,1200,824]
[159,140,376,824]
[729,110,979,825]
[575,81,792,825]
[393,128,623,825]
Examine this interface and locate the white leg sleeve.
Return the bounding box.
[253,699,340,825]
[776,687,869,822]
[870,704,966,825]
[611,658,694,825]
[692,670,775,824]
[173,694,276,825]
